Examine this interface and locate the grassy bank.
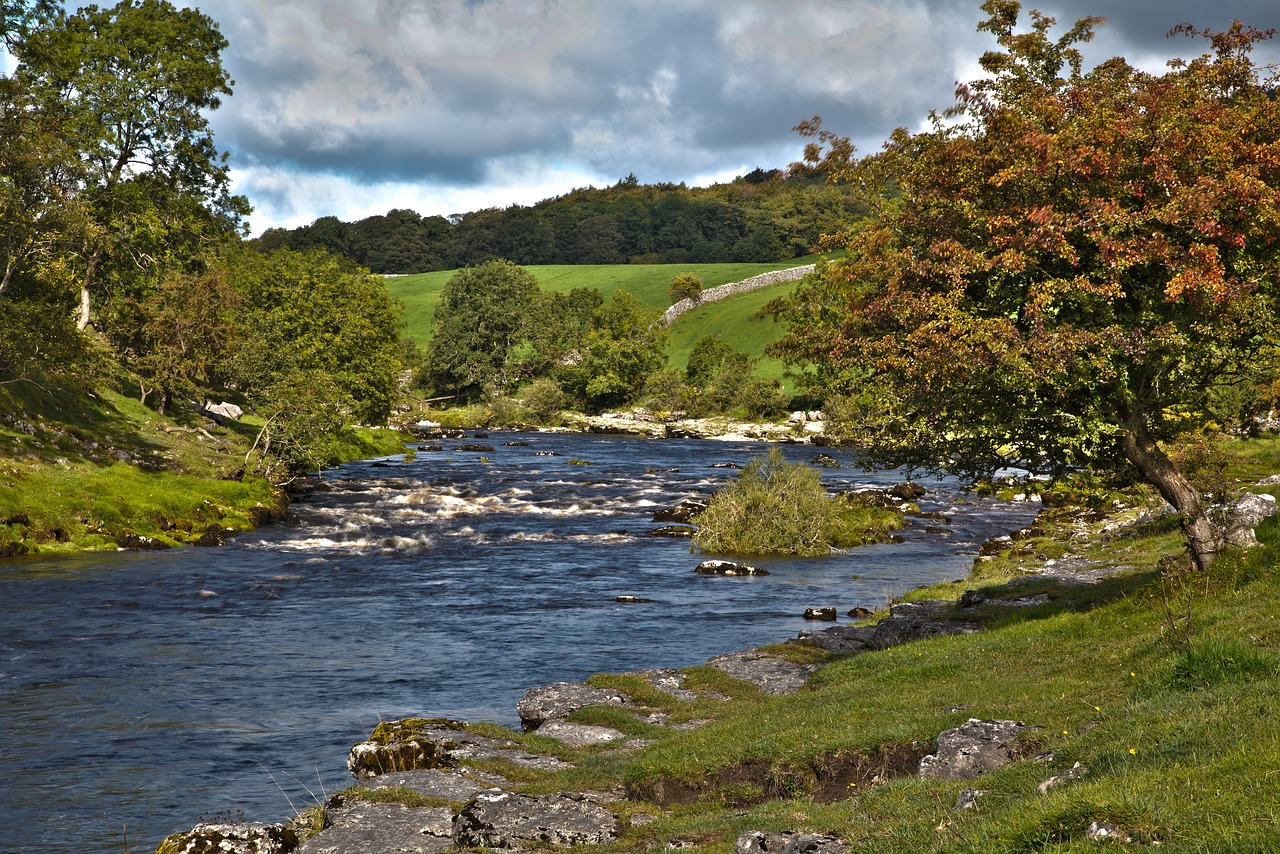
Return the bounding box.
[0,376,406,557]
[319,435,1280,852]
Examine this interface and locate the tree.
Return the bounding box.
[228,248,403,425]
[424,260,541,402]
[115,266,242,413]
[0,71,89,297]
[773,2,1280,570]
[565,290,667,410]
[0,0,59,50]
[13,0,244,331]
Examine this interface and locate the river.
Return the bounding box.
[0,431,1038,854]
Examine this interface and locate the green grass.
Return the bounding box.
[666,281,799,384]
[386,259,816,370]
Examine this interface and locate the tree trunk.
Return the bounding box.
[1119,409,1220,571]
[76,249,101,332]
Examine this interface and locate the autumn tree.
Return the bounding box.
[772,2,1280,570]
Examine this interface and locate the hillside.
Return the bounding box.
[386,258,817,379]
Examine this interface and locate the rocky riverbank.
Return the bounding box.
[157,474,1280,854]
[155,445,1280,854]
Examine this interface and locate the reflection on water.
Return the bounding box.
[0,432,1037,854]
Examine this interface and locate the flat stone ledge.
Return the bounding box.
[706,651,818,694]
[297,802,451,854]
[536,720,627,747]
[362,768,505,801]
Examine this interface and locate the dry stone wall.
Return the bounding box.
[660,264,816,325]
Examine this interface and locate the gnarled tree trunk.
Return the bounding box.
[1120,409,1220,571]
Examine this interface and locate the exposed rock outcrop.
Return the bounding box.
[297,802,452,854]
[706,651,817,695]
[918,719,1032,780]
[735,831,847,854]
[452,791,619,849]
[515,682,631,731]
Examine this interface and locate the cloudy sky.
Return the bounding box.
[124,1,1280,233]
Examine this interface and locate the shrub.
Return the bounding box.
[668,272,703,305]
[693,448,901,556]
[521,378,567,425]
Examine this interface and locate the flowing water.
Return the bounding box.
[0,431,1038,854]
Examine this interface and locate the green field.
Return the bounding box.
[385,258,818,382]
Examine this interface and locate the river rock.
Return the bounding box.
[706,651,817,694]
[803,607,837,621]
[694,560,768,576]
[615,595,653,603]
[648,525,695,538]
[868,615,984,649]
[653,499,707,523]
[347,719,454,781]
[810,453,841,468]
[157,822,298,854]
[410,423,466,440]
[297,802,452,854]
[918,719,1032,780]
[794,624,877,654]
[452,791,619,848]
[516,682,631,731]
[888,482,926,500]
[735,831,847,854]
[453,443,496,453]
[115,532,170,550]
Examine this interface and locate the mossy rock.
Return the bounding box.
[155,822,298,854]
[348,717,465,781]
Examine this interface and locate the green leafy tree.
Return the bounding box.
[115,267,242,413]
[13,0,245,331]
[0,0,59,49]
[229,248,403,425]
[424,260,541,402]
[516,286,603,379]
[566,290,667,411]
[0,72,89,297]
[775,2,1280,570]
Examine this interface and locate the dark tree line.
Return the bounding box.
[251,171,863,273]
